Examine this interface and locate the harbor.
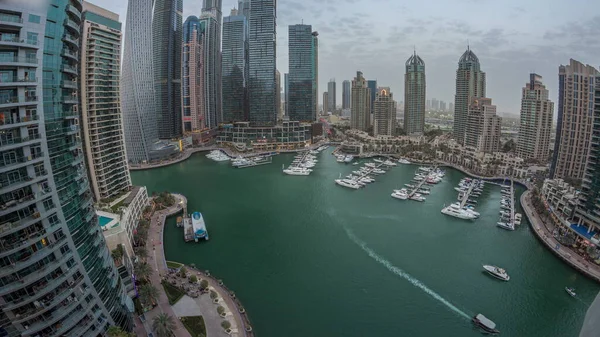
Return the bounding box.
[391,166,444,201]
[282,145,328,176]
[334,156,397,189]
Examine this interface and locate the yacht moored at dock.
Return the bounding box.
[441,203,477,220]
[335,179,361,189]
[183,211,209,242]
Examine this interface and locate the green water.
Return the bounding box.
[132,150,599,337]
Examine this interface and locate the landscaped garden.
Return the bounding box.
[181,316,207,337]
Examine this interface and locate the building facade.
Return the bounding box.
[367,80,377,116]
[284,72,289,116]
[121,0,159,164]
[182,16,205,132]
[199,4,222,128]
[217,121,312,151]
[80,3,131,202]
[542,179,579,222]
[404,52,425,135]
[312,31,318,117]
[322,92,329,114]
[517,73,554,161]
[0,1,133,336]
[248,0,276,126]
[152,0,182,139]
[350,71,371,131]
[373,87,396,137]
[464,97,501,153]
[342,79,351,110]
[327,79,336,113]
[288,24,316,122]
[221,11,247,123]
[550,59,598,180]
[453,47,486,144]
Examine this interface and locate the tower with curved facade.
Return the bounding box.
[453,47,485,144]
[0,1,133,335]
[404,52,425,135]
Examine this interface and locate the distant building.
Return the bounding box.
[217,121,312,151]
[284,72,289,115]
[182,16,206,132]
[328,79,336,113]
[431,98,439,111]
[464,97,501,153]
[351,71,371,131]
[312,31,319,117]
[453,47,486,144]
[276,69,282,120]
[367,80,377,114]
[404,52,426,135]
[374,87,397,137]
[222,10,248,123]
[517,74,554,161]
[449,102,454,112]
[440,101,446,111]
[323,92,329,114]
[199,10,222,128]
[342,80,351,109]
[550,59,599,179]
[288,24,317,122]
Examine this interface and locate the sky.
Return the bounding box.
[93,0,600,116]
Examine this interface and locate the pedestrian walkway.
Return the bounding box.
[521,191,600,283]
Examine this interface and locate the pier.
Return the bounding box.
[236,156,272,168]
[509,179,515,225]
[408,166,437,198]
[459,181,476,208]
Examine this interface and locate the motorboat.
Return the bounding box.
[344,155,354,163]
[418,166,431,172]
[413,176,424,181]
[373,158,384,163]
[335,179,361,189]
[393,188,409,194]
[352,162,359,165]
[514,213,522,225]
[283,167,312,176]
[372,168,386,174]
[405,184,415,188]
[398,158,411,164]
[410,193,426,202]
[365,163,377,168]
[391,190,408,200]
[310,150,319,155]
[565,287,576,297]
[441,203,477,220]
[464,206,480,217]
[417,189,430,195]
[483,265,510,281]
[472,314,500,334]
[352,171,363,175]
[496,222,515,231]
[383,160,397,167]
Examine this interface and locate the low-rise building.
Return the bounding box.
[217,121,312,151]
[541,179,579,221]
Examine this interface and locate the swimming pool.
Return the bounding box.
[99,215,113,227]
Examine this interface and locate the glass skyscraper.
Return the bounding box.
[288,24,316,122]
[248,0,277,126]
[222,10,248,123]
[182,16,205,132]
[367,80,377,116]
[453,47,485,145]
[404,52,426,135]
[152,0,183,139]
[0,1,132,335]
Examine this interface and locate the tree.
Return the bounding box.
[179,266,187,278]
[217,306,225,315]
[135,247,148,261]
[502,139,517,153]
[134,263,152,281]
[107,326,133,337]
[152,313,176,337]
[200,279,209,290]
[189,274,198,283]
[111,245,124,263]
[221,320,231,330]
[139,284,159,305]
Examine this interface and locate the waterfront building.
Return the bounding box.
[0,1,133,335]
[312,31,319,117]
[182,16,205,132]
[288,24,317,122]
[323,92,329,114]
[200,0,223,128]
[350,71,371,131]
[367,80,377,116]
[152,0,183,139]
[542,179,579,222]
[453,47,486,145]
[373,87,397,137]
[342,80,351,110]
[284,72,289,116]
[80,3,131,202]
[404,52,426,135]
[248,0,277,126]
[276,70,282,120]
[328,79,336,113]
[517,74,554,161]
[222,10,247,123]
[217,121,312,151]
[550,59,599,180]
[464,97,501,153]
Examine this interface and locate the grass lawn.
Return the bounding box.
[166,260,183,269]
[181,316,206,337]
[161,280,185,305]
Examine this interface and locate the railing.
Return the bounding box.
[0,55,38,64]
[0,114,39,126]
[0,76,37,84]
[0,14,23,24]
[61,80,77,88]
[0,226,45,255]
[62,34,79,47]
[66,4,82,20]
[61,48,78,59]
[0,152,44,171]
[0,36,38,46]
[0,210,42,235]
[63,19,79,33]
[0,96,39,106]
[0,133,42,147]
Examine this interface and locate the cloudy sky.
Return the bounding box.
[94,0,599,115]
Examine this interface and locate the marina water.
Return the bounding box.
[132,150,599,337]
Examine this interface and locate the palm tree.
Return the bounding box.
[107,326,133,337]
[138,284,159,305]
[135,246,148,261]
[152,313,176,337]
[134,262,152,281]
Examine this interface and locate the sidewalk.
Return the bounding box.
[521,190,600,283]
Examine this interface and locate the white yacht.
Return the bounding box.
[373,158,384,163]
[417,189,430,195]
[383,160,397,167]
[365,162,377,168]
[344,155,354,163]
[497,222,515,231]
[372,168,386,174]
[335,179,361,189]
[483,265,510,281]
[398,158,411,164]
[410,194,425,202]
[391,191,408,200]
[441,203,477,220]
[283,167,312,176]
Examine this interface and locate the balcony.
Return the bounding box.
[66,4,82,22]
[0,193,38,218]
[3,269,80,311]
[0,37,39,49]
[60,64,78,76]
[0,114,39,129]
[63,19,79,36]
[50,306,95,337]
[0,152,44,174]
[0,14,23,27]
[0,235,67,279]
[21,293,83,336]
[0,208,48,237]
[0,96,39,109]
[0,76,38,87]
[61,80,78,89]
[61,34,79,48]
[0,55,38,66]
[60,48,78,61]
[0,133,42,152]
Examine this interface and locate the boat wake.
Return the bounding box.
[343,226,471,320]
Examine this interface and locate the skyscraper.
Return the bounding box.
[201,0,223,127]
[550,59,599,180]
[323,92,329,114]
[276,70,282,120]
[374,87,397,137]
[351,71,371,131]
[122,0,160,164]
[182,16,206,131]
[464,98,501,153]
[517,74,554,161]
[288,24,316,122]
[248,0,277,126]
[367,80,377,115]
[153,0,183,139]
[342,80,351,109]
[440,101,446,111]
[0,1,133,334]
[328,79,336,113]
[312,31,319,117]
[80,3,131,202]
[238,0,250,17]
[453,47,486,144]
[222,10,248,123]
[404,52,426,135]
[449,102,454,112]
[284,72,289,115]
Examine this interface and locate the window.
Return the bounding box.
[26,32,38,45]
[28,14,40,24]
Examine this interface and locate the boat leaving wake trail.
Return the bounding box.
[343,226,471,320]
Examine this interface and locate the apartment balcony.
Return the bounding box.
[61,48,78,61]
[61,34,79,49]
[61,80,78,90]
[0,235,67,279]
[0,77,38,87]
[21,293,84,336]
[65,125,79,135]
[0,14,24,27]
[62,109,78,119]
[63,19,79,36]
[2,269,80,311]
[62,95,78,105]
[0,152,44,174]
[0,96,39,109]
[66,4,82,22]
[0,37,39,49]
[50,306,96,337]
[0,133,42,152]
[60,64,78,76]
[66,310,104,337]
[0,114,39,129]
[0,192,39,218]
[0,206,53,237]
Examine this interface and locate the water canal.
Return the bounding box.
[131,149,599,337]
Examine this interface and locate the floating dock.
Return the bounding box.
[182,211,209,242]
